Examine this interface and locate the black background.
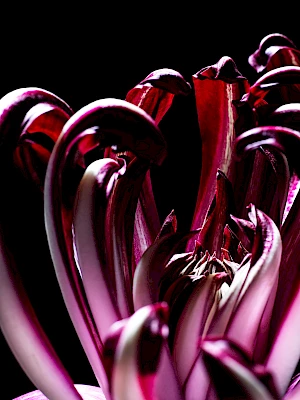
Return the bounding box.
[1,4,299,399]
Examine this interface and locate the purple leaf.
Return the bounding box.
[73,158,126,342]
[104,156,151,318]
[201,338,280,399]
[15,102,71,190]
[126,68,191,124]
[103,318,128,393]
[44,98,167,397]
[233,145,290,226]
[268,178,300,342]
[188,57,249,249]
[0,88,84,399]
[248,33,299,73]
[208,206,282,362]
[284,374,300,399]
[282,171,300,224]
[158,251,194,302]
[172,273,226,386]
[125,68,191,268]
[0,247,84,400]
[234,125,300,178]
[155,209,178,240]
[265,188,300,395]
[228,215,255,253]
[244,66,300,107]
[111,302,183,400]
[133,230,199,311]
[197,170,235,259]
[266,102,300,132]
[132,170,162,268]
[13,384,106,400]
[266,285,300,396]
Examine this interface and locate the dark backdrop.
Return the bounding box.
[1,4,299,399]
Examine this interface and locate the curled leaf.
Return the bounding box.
[248,33,299,73]
[234,125,300,178]
[189,57,249,245]
[73,158,126,342]
[133,230,199,311]
[201,338,279,400]
[45,98,167,396]
[111,303,181,400]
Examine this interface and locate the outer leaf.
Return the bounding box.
[266,284,300,397]
[266,102,300,132]
[244,66,300,107]
[103,318,128,392]
[111,303,183,400]
[44,98,167,396]
[234,125,300,178]
[172,273,225,386]
[0,246,83,400]
[208,206,282,362]
[105,156,151,318]
[0,88,84,399]
[13,384,106,400]
[233,145,290,226]
[270,177,300,332]
[282,171,300,225]
[73,158,126,342]
[248,33,299,73]
[265,187,300,395]
[14,102,71,190]
[201,338,279,400]
[263,103,300,223]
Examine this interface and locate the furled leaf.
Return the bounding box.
[158,251,194,302]
[197,170,235,258]
[0,88,85,400]
[126,68,191,124]
[73,158,126,342]
[133,230,199,311]
[44,98,167,396]
[265,187,300,395]
[244,66,300,107]
[264,102,300,132]
[234,125,300,178]
[266,284,300,396]
[14,102,72,190]
[124,68,191,269]
[201,338,279,400]
[234,145,290,226]
[105,156,151,318]
[248,33,300,73]
[172,273,226,386]
[208,206,282,362]
[111,302,183,400]
[188,56,249,250]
